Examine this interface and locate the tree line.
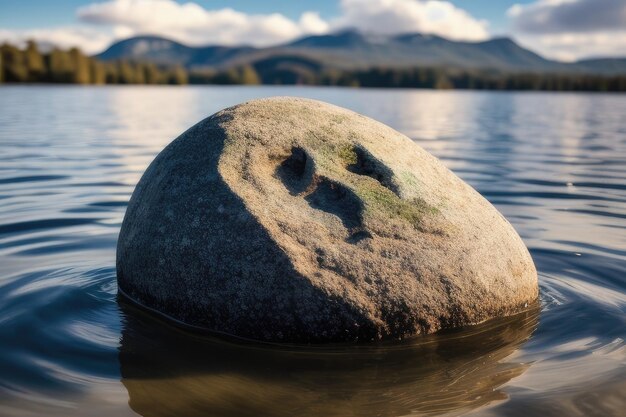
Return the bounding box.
[2,41,625,92]
[1,41,188,84]
[0,41,261,85]
[320,67,626,92]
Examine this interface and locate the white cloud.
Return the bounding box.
[76,0,320,47]
[299,12,330,35]
[508,0,626,34]
[75,0,489,47]
[508,0,626,60]
[334,0,489,41]
[514,31,626,62]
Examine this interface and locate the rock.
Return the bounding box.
[116,97,538,343]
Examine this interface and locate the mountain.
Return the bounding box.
[574,58,626,75]
[96,35,255,67]
[95,31,626,76]
[288,30,376,49]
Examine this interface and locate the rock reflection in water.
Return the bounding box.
[119,298,539,417]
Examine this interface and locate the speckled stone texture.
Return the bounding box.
[116,97,538,343]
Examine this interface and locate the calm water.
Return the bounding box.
[0,86,625,417]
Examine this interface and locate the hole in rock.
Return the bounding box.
[275,146,312,195]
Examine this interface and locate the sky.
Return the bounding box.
[0,0,625,62]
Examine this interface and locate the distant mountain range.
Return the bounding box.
[96,31,626,76]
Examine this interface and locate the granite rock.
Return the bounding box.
[116,97,538,343]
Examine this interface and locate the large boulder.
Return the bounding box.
[117,97,538,343]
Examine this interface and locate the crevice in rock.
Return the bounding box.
[305,176,363,231]
[347,146,399,196]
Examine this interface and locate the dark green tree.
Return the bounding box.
[24,40,45,81]
[48,48,74,83]
[143,62,162,84]
[90,60,106,84]
[1,43,28,82]
[69,47,91,84]
[167,65,188,84]
[239,65,260,85]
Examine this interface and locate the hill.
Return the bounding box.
[95,31,626,76]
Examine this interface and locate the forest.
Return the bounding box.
[2,41,625,92]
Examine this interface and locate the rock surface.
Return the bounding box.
[116,97,538,343]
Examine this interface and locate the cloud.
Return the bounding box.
[76,0,312,47]
[508,0,626,60]
[299,12,330,35]
[335,0,489,41]
[76,0,488,47]
[508,0,626,34]
[514,32,626,62]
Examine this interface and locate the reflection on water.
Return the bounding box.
[0,86,625,416]
[119,298,539,417]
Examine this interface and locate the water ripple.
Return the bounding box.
[0,86,625,417]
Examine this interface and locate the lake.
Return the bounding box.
[0,86,624,417]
